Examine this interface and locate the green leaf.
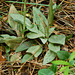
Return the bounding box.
[0,37,5,43]
[43,50,56,65]
[10,53,21,65]
[59,66,69,72]
[10,14,31,25]
[21,54,34,63]
[52,60,71,66]
[10,14,38,33]
[0,34,16,43]
[27,24,39,33]
[66,34,73,41]
[64,66,69,75]
[69,51,75,62]
[48,43,60,53]
[69,60,75,66]
[1,34,11,38]
[5,46,10,61]
[46,27,55,38]
[53,4,61,14]
[49,27,55,36]
[49,35,66,45]
[69,51,75,66]
[26,45,42,57]
[5,37,23,50]
[16,40,36,52]
[33,7,48,34]
[6,46,10,53]
[27,30,45,39]
[0,34,22,49]
[57,51,70,60]
[8,4,19,35]
[1,34,16,39]
[38,69,55,75]
[49,64,57,73]
[40,38,47,44]
[53,4,57,10]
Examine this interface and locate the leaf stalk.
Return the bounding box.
[22,0,26,38]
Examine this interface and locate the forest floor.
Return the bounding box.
[0,0,75,75]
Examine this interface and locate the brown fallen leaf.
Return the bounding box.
[0,51,6,64]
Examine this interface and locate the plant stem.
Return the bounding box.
[22,0,26,38]
[23,0,26,30]
[6,0,65,7]
[47,0,53,39]
[50,0,53,26]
